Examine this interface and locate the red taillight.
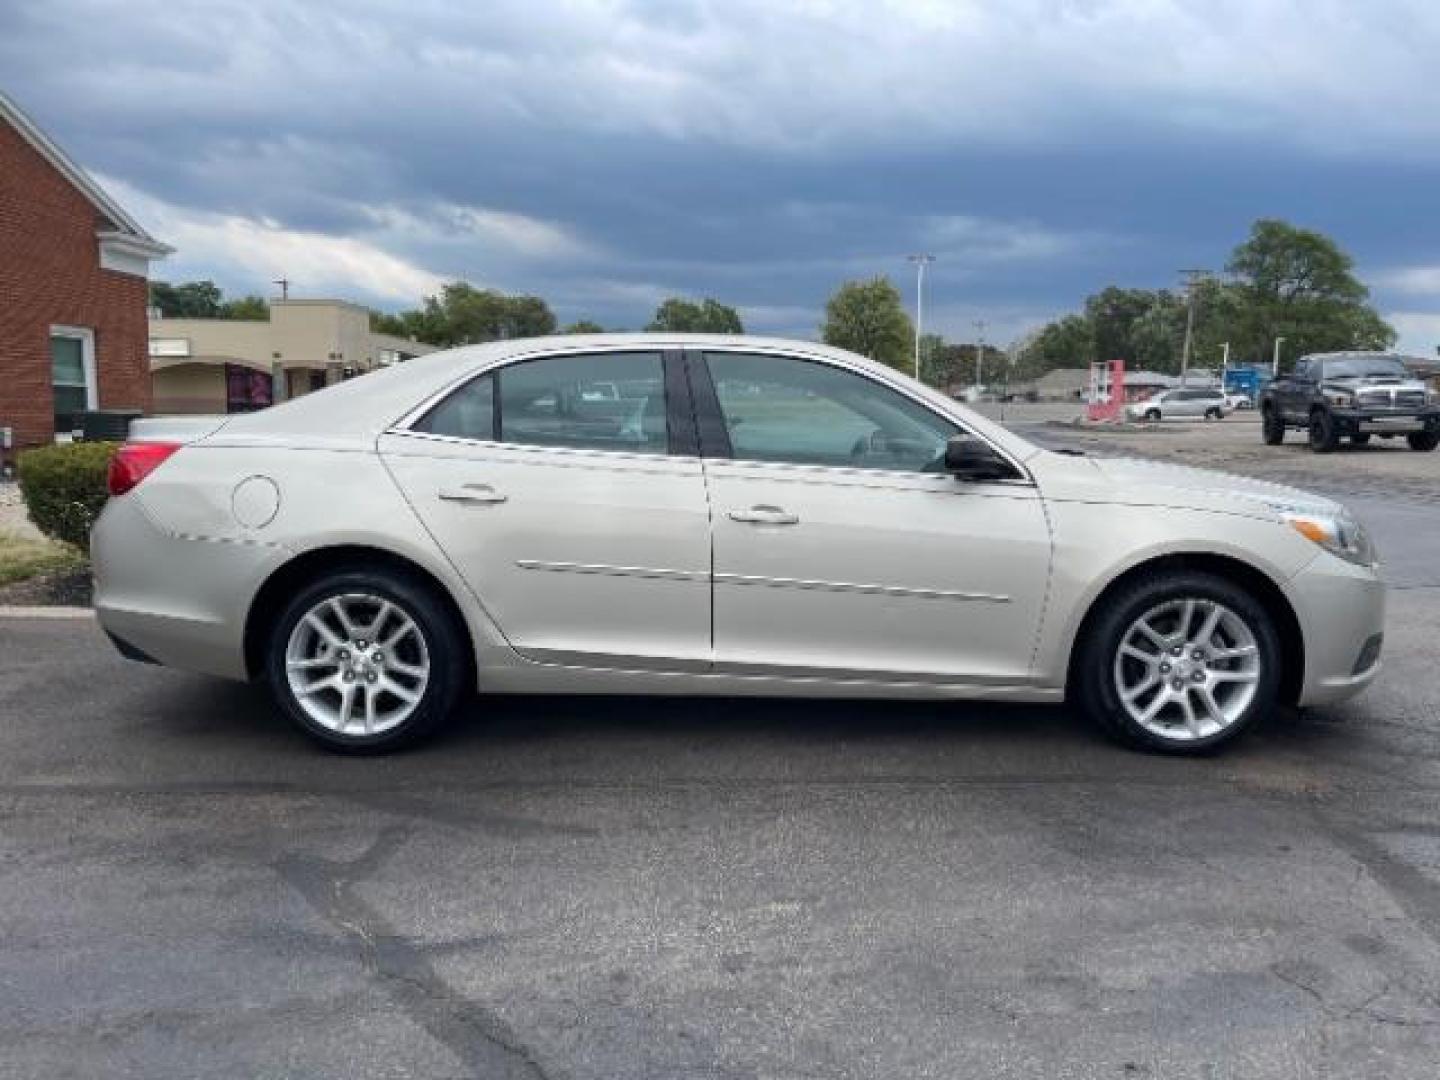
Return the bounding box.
[107,442,182,496]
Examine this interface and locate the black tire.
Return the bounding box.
[1408,430,1439,452]
[1204,407,1222,421]
[1144,408,1162,422]
[1262,406,1285,445]
[1308,410,1339,453]
[1072,570,1282,755]
[1350,433,1371,446]
[265,567,469,753]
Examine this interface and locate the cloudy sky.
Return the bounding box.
[5,0,1440,352]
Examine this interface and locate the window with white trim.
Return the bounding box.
[50,326,96,436]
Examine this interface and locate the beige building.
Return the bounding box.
[149,299,437,414]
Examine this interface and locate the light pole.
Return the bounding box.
[973,319,987,394]
[907,254,935,381]
[1178,269,1206,386]
[1219,341,1230,388]
[1272,336,1286,375]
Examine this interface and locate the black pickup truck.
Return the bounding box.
[1260,352,1440,453]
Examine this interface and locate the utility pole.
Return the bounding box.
[1219,341,1230,388]
[973,319,987,394]
[273,278,291,301]
[1178,269,1206,387]
[907,254,935,381]
[1272,336,1286,375]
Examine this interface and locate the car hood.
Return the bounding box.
[1032,450,1342,519]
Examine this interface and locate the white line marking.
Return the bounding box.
[0,606,95,619]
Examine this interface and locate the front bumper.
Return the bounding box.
[1287,552,1386,707]
[1329,406,1440,435]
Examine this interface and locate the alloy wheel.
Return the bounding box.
[1111,597,1261,742]
[284,593,431,736]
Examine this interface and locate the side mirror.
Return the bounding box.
[944,435,1012,481]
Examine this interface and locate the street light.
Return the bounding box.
[907,254,935,381]
[1272,336,1286,375]
[973,319,987,395]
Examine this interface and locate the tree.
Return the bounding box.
[1226,219,1395,366]
[148,280,223,318]
[918,333,952,386]
[562,319,605,334]
[646,297,744,334]
[389,282,559,346]
[1084,286,1161,365]
[1019,220,1396,380]
[369,310,410,337]
[821,277,913,371]
[1026,314,1094,373]
[219,295,268,321]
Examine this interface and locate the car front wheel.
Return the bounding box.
[1262,407,1284,445]
[1408,430,1439,452]
[1144,408,1161,422]
[1073,571,1281,754]
[265,568,468,752]
[1309,410,1339,453]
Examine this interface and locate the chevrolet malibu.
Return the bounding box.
[92,335,1385,754]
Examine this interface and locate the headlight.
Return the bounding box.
[1284,511,1378,567]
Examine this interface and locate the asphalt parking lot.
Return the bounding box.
[3,417,1439,1078]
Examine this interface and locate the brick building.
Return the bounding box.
[0,91,169,463]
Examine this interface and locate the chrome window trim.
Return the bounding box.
[382,428,703,472]
[386,343,679,462]
[387,341,676,434]
[385,339,1034,486]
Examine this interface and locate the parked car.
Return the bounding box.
[93,335,1384,756]
[1126,388,1229,422]
[1261,352,1440,453]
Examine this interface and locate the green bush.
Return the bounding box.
[17,441,117,550]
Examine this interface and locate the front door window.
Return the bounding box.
[705,351,956,472]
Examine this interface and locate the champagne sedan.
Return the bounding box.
[92,335,1385,753]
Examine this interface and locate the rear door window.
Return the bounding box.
[413,351,669,455]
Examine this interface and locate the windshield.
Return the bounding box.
[1318,355,1411,380]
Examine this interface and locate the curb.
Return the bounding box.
[0,605,94,619]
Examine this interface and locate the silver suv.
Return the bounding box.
[1127,388,1228,422]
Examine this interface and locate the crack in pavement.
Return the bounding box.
[274,826,550,1079]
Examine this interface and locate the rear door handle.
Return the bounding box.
[438,483,508,505]
[728,505,799,525]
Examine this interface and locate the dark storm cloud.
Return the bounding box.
[5,0,1440,344]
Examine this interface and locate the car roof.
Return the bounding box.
[211,333,1044,464]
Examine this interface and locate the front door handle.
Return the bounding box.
[729,505,799,525]
[438,483,508,505]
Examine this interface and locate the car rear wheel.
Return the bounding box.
[1204,407,1222,420]
[1262,407,1284,445]
[1408,431,1439,452]
[1308,410,1340,453]
[265,568,467,752]
[1144,408,1161,422]
[1073,571,1281,754]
